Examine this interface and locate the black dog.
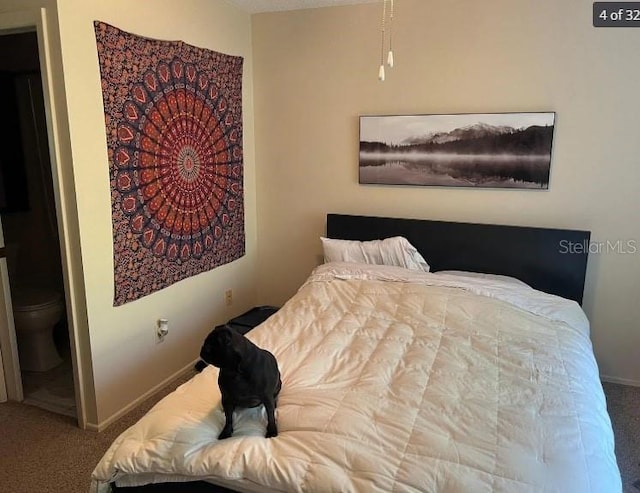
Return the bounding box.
[200,324,282,439]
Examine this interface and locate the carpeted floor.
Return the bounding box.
[0,369,196,493]
[603,381,640,493]
[0,375,637,493]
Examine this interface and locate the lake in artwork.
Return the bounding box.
[359,113,555,189]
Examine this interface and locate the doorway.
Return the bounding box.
[0,31,75,418]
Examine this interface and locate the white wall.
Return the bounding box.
[253,0,640,385]
[54,0,258,426]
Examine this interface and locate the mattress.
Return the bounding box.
[91,262,621,492]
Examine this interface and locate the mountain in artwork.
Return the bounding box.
[361,122,554,156]
[401,123,516,146]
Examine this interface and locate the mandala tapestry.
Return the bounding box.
[94,22,245,306]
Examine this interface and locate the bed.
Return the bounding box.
[91,213,621,492]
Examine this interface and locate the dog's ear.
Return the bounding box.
[214,325,243,367]
[217,325,235,345]
[220,327,233,346]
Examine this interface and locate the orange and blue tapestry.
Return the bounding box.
[94,22,245,306]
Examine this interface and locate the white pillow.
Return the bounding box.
[320,236,430,272]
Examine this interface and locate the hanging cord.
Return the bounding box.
[379,0,387,81]
[387,0,394,68]
[379,0,395,81]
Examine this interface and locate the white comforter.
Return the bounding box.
[91,262,621,492]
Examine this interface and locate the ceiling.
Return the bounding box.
[225,0,379,14]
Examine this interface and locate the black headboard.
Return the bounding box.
[326,214,591,304]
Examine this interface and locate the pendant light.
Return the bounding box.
[379,0,395,81]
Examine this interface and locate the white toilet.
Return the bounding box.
[13,286,64,372]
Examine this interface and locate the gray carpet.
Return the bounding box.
[0,374,636,492]
[603,382,640,493]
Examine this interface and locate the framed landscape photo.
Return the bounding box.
[359,112,555,189]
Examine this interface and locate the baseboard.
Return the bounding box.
[600,375,640,387]
[86,358,199,432]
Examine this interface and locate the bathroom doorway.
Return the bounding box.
[0,31,75,418]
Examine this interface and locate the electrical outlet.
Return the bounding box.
[157,318,169,343]
[224,289,233,306]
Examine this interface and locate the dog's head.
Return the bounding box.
[200,325,241,370]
